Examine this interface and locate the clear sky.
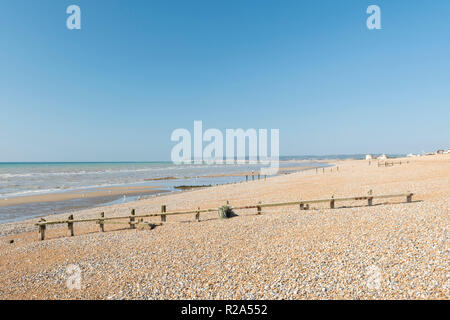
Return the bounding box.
[0,0,449,161]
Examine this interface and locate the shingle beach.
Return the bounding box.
[0,155,448,299]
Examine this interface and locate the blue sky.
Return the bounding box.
[0,0,449,161]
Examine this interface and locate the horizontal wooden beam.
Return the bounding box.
[260,193,413,208]
[96,221,163,226]
[35,209,220,226]
[36,192,413,227]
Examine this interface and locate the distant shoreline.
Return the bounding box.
[0,153,407,164]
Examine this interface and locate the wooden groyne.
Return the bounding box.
[377,160,410,167]
[36,192,414,241]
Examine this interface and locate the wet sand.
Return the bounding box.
[0,186,163,207]
[0,186,169,224]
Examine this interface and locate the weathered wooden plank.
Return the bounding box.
[195,207,200,222]
[96,221,162,226]
[68,214,74,237]
[407,194,413,203]
[39,218,46,241]
[34,208,219,225]
[130,209,136,229]
[230,205,258,210]
[36,192,415,228]
[161,205,166,222]
[99,212,105,232]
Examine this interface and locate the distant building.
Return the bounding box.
[377,154,387,160]
[365,154,372,160]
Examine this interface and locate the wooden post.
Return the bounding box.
[252,174,254,181]
[246,175,248,182]
[337,166,339,172]
[406,194,413,203]
[99,212,105,232]
[38,219,46,241]
[368,197,373,206]
[299,203,304,210]
[258,174,260,180]
[161,205,167,222]
[68,215,74,237]
[330,197,335,209]
[323,168,325,174]
[257,202,262,215]
[195,207,200,222]
[130,209,136,229]
[39,225,46,241]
